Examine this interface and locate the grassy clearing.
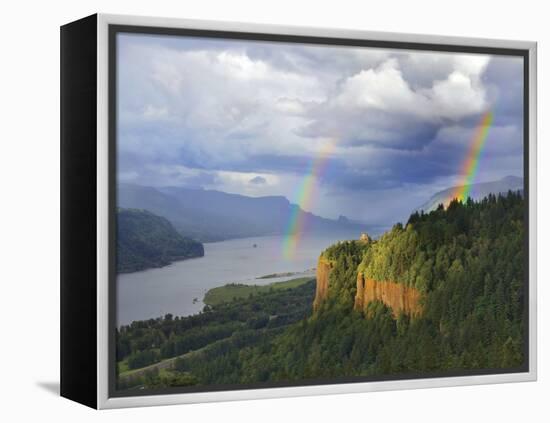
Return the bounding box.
[203,277,314,306]
[118,360,130,374]
[118,354,177,379]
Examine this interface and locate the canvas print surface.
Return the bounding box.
[114,32,526,393]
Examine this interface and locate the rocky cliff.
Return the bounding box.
[313,238,422,317]
[313,256,334,311]
[354,273,422,317]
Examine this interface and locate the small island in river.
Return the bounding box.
[256,269,316,279]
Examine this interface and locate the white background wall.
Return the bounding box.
[1,0,547,421]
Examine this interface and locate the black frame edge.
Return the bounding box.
[60,13,98,409]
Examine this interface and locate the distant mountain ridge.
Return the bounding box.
[415,176,523,213]
[118,184,367,242]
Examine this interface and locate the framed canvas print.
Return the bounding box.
[60,14,537,409]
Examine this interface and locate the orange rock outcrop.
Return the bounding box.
[354,273,422,317]
[313,256,334,311]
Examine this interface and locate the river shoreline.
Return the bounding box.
[117,231,359,326]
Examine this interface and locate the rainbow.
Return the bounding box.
[282,142,335,260]
[446,110,494,206]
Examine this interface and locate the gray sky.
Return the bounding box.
[116,33,524,226]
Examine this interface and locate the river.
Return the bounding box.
[117,231,362,325]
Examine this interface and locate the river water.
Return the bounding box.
[117,231,361,325]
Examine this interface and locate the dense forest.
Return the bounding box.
[251,191,525,380]
[116,192,525,390]
[117,208,204,273]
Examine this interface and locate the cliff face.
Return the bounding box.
[313,256,334,311]
[313,253,423,317]
[313,234,422,318]
[354,273,422,317]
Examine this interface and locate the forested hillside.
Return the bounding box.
[117,208,204,273]
[116,192,526,390]
[116,278,316,389]
[268,191,525,379]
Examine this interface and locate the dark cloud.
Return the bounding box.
[297,108,441,151]
[249,175,267,185]
[484,55,524,125]
[116,34,525,224]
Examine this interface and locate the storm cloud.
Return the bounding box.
[117,33,524,225]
